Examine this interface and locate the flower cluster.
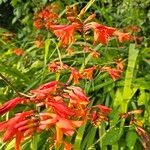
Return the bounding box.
[49,20,134,46]
[70,66,123,84]
[48,59,123,84]
[0,81,111,150]
[33,4,134,47]
[33,4,59,30]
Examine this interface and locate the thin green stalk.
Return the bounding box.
[99,124,107,150]
[88,119,121,149]
[40,39,51,83]
[89,80,113,92]
[0,72,21,97]
[78,0,96,18]
[79,44,102,73]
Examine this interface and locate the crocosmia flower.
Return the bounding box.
[51,23,81,45]
[70,68,83,84]
[114,30,133,43]
[0,111,34,150]
[84,66,95,80]
[85,22,116,45]
[101,66,122,81]
[0,97,26,116]
[13,48,24,56]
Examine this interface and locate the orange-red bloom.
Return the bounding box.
[39,112,83,148]
[64,142,73,150]
[0,97,25,116]
[123,25,141,33]
[34,4,58,31]
[33,19,43,29]
[84,66,95,80]
[38,6,58,22]
[101,67,122,81]
[0,111,34,150]
[96,104,112,114]
[64,86,90,106]
[34,39,44,48]
[70,68,83,84]
[114,30,133,43]
[55,116,83,147]
[91,51,100,58]
[47,99,75,118]
[48,61,69,72]
[85,22,116,45]
[51,23,80,45]
[30,81,58,101]
[66,48,74,55]
[115,59,124,70]
[13,48,24,56]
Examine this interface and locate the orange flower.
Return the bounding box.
[13,48,24,56]
[114,30,133,43]
[101,67,122,81]
[47,99,75,118]
[64,86,90,106]
[108,69,122,80]
[66,48,74,55]
[33,19,43,29]
[64,142,73,150]
[45,21,55,30]
[70,68,83,84]
[91,51,100,58]
[84,14,96,24]
[39,113,58,130]
[34,39,44,48]
[0,97,26,116]
[96,104,112,114]
[38,6,58,22]
[115,59,124,70]
[0,111,34,150]
[39,112,83,148]
[84,66,95,80]
[51,23,80,45]
[83,46,92,53]
[123,25,141,33]
[30,81,58,101]
[55,116,83,147]
[48,61,69,72]
[85,22,116,45]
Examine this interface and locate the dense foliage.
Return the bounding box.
[0,0,150,150]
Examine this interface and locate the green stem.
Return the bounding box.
[0,73,21,97]
[99,124,107,150]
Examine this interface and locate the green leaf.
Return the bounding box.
[81,126,97,150]
[30,134,39,150]
[11,0,18,7]
[21,139,31,150]
[113,88,123,108]
[0,64,30,83]
[126,131,138,149]
[44,39,51,65]
[5,139,15,150]
[138,90,146,106]
[73,124,86,150]
[122,44,139,102]
[42,0,47,4]
[121,44,139,113]
[102,128,122,146]
[41,39,51,83]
